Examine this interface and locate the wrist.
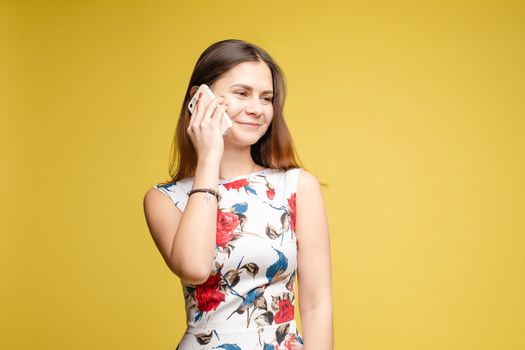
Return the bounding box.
[194,157,221,190]
[198,155,221,168]
[187,187,222,204]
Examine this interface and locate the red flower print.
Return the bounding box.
[216,209,239,248]
[195,273,225,312]
[223,178,249,191]
[287,193,296,232]
[266,188,275,200]
[274,298,295,324]
[284,334,303,350]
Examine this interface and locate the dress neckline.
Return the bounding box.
[218,168,273,185]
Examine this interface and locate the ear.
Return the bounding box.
[189,85,199,97]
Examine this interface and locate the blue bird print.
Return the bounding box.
[226,285,266,320]
[266,247,288,283]
[159,182,178,189]
[213,344,242,350]
[245,186,257,195]
[194,310,204,322]
[232,202,248,214]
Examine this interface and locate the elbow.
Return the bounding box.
[180,270,210,285]
[167,258,211,285]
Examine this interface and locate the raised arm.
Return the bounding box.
[143,158,220,285]
[296,170,334,349]
[143,92,229,285]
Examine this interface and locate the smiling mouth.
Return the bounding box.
[238,122,260,127]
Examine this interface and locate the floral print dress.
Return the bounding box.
[153,167,304,350]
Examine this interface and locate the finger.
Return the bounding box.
[188,92,204,132]
[212,103,228,124]
[193,93,207,130]
[203,96,224,122]
[208,103,225,129]
[188,100,198,129]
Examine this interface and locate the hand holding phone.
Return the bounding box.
[188,84,233,136]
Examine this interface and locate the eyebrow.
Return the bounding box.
[230,84,273,94]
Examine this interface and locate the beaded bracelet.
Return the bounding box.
[187,187,222,203]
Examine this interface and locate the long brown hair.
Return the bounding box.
[162,39,326,188]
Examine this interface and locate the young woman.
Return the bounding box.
[143,39,333,350]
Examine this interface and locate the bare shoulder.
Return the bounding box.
[297,169,322,193]
[143,186,178,215]
[295,170,329,244]
[144,186,168,205]
[143,186,183,266]
[296,169,326,215]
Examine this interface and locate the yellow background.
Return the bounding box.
[2,0,524,349]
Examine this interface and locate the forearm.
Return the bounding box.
[300,302,334,350]
[169,158,220,283]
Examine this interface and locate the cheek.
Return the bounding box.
[226,105,242,119]
[222,95,233,105]
[226,97,242,109]
[225,101,274,121]
[265,107,274,121]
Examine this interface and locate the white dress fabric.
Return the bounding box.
[153,167,304,350]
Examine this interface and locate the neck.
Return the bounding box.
[219,144,261,179]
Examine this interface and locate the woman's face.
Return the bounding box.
[205,60,274,146]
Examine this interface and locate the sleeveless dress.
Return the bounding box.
[153,167,304,350]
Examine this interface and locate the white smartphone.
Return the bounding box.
[188,84,233,136]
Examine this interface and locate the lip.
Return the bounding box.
[237,122,260,127]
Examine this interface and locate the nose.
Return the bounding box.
[245,96,264,116]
